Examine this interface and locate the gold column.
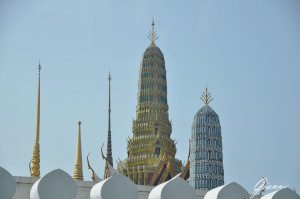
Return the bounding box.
[73,121,83,180]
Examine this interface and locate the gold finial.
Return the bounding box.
[73,121,83,181]
[30,62,42,177]
[201,86,213,105]
[147,18,158,45]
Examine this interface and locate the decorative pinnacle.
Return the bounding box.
[30,62,42,177]
[73,121,83,181]
[201,86,213,105]
[106,71,113,167]
[147,18,158,45]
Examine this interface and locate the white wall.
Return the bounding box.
[12,176,206,199]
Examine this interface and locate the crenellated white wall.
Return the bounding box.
[13,177,37,199]
[3,172,297,199]
[11,176,206,199]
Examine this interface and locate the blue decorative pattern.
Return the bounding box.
[190,105,224,190]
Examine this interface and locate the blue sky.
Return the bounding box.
[0,0,299,193]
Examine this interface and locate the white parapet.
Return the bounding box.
[204,182,250,199]
[30,169,77,199]
[148,175,196,199]
[0,167,17,199]
[260,188,300,199]
[90,174,138,199]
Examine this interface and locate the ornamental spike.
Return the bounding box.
[201,86,213,105]
[106,71,113,167]
[147,18,158,45]
[30,62,41,177]
[73,121,83,180]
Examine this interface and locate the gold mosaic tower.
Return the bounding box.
[119,21,181,185]
[30,63,42,177]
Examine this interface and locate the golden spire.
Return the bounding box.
[147,18,158,45]
[73,121,83,181]
[201,86,213,106]
[30,62,41,177]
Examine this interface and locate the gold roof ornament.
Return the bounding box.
[87,152,100,182]
[147,18,158,46]
[201,86,213,105]
[30,62,42,177]
[73,121,83,181]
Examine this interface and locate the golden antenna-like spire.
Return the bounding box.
[201,86,213,105]
[73,121,83,181]
[30,62,41,177]
[147,18,158,45]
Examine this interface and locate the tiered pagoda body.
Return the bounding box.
[118,22,182,185]
[189,88,224,190]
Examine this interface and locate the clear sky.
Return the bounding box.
[0,0,299,194]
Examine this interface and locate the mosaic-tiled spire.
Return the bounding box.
[30,62,41,177]
[122,20,181,185]
[190,87,224,190]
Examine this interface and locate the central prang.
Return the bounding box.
[118,21,182,186]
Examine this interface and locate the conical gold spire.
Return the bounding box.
[30,62,41,177]
[73,121,83,181]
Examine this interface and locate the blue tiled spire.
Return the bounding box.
[189,87,224,190]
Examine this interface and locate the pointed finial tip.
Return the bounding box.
[108,71,112,81]
[38,62,42,72]
[148,18,158,45]
[201,86,213,106]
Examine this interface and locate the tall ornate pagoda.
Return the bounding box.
[118,21,182,185]
[189,87,224,190]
